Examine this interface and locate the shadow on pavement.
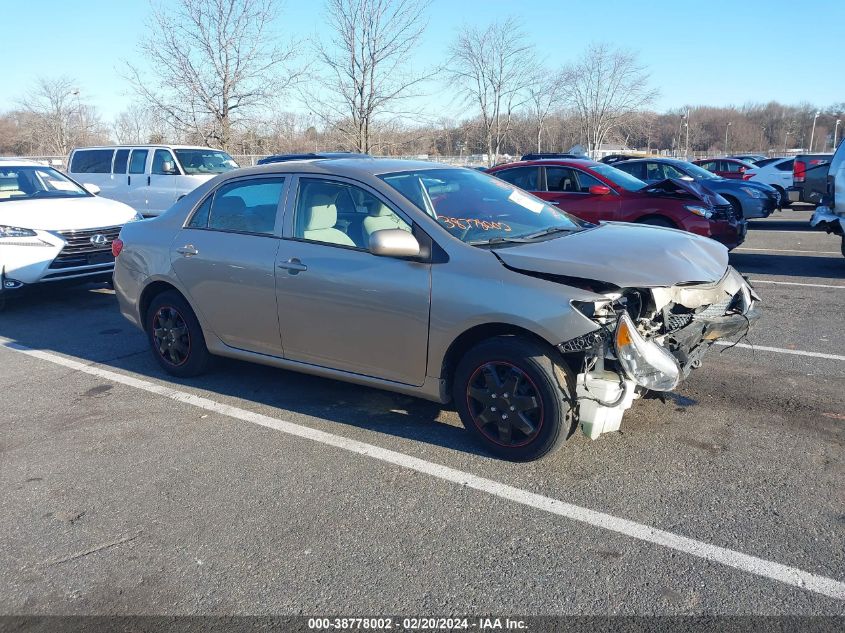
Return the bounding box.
[729,252,845,279]
[747,219,816,232]
[0,283,491,459]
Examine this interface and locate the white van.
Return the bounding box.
[67,145,239,217]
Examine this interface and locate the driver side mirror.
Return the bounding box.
[588,184,611,195]
[369,229,420,258]
[83,183,101,195]
[162,160,178,175]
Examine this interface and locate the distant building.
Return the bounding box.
[568,143,633,160]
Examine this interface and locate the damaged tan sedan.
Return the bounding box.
[113,158,759,461]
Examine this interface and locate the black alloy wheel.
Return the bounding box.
[466,361,544,447]
[146,290,210,377]
[152,306,191,367]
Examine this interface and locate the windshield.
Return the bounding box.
[380,168,586,245]
[682,162,720,180]
[174,149,239,175]
[589,163,647,191]
[0,166,89,202]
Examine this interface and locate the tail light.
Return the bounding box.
[794,160,806,184]
[111,238,124,258]
[742,173,753,180]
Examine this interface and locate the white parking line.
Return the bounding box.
[716,341,845,361]
[750,279,845,289]
[735,247,841,254]
[2,338,844,601]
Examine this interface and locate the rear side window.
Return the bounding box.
[617,161,646,180]
[70,149,114,173]
[113,149,130,174]
[187,195,213,228]
[775,159,794,172]
[206,178,285,234]
[129,149,148,174]
[698,161,717,171]
[493,167,539,191]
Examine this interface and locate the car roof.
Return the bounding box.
[70,145,220,151]
[491,158,602,169]
[0,158,46,167]
[226,157,457,179]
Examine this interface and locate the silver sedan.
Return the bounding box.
[113,158,759,461]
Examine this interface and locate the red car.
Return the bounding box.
[692,157,756,180]
[487,159,747,250]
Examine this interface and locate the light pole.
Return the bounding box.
[724,121,732,154]
[759,126,766,152]
[834,119,841,150]
[809,111,820,152]
[683,108,690,159]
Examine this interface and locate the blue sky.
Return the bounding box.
[1,0,842,122]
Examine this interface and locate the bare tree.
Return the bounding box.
[562,43,657,158]
[18,77,100,155]
[127,0,299,150]
[310,0,432,153]
[527,68,563,153]
[448,17,535,166]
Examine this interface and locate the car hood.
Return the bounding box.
[640,178,729,207]
[0,195,137,230]
[494,221,729,288]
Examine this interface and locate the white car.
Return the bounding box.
[743,157,794,206]
[67,145,239,217]
[0,159,141,298]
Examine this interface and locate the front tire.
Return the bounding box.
[146,290,210,377]
[453,336,574,461]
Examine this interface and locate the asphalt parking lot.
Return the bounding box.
[1,207,843,617]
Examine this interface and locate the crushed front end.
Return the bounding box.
[558,267,760,439]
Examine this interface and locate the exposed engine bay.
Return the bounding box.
[558,266,760,439]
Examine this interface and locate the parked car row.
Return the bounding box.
[1,149,762,461]
[486,158,748,249]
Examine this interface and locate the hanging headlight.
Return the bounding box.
[614,312,680,391]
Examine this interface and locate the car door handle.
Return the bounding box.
[176,245,198,257]
[277,258,307,273]
[550,201,561,205]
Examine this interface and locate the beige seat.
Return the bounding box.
[361,201,410,242]
[302,194,355,246]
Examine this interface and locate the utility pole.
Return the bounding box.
[684,108,690,159]
[834,119,841,150]
[809,111,820,152]
[725,121,732,155]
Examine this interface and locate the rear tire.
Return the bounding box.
[772,185,789,208]
[145,290,210,377]
[841,235,845,259]
[453,336,574,461]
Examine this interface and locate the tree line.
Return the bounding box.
[1,0,841,165]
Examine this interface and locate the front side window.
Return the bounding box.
[129,149,148,174]
[70,149,114,174]
[381,168,585,246]
[645,162,666,181]
[294,178,409,249]
[0,166,89,202]
[544,167,580,192]
[152,149,179,175]
[683,162,719,180]
[493,167,539,191]
[174,149,238,175]
[205,178,284,234]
